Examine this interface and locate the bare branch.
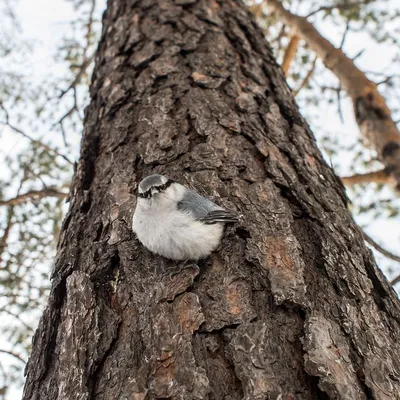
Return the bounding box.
[339,21,350,50]
[363,232,400,264]
[53,87,79,141]
[336,84,344,123]
[59,0,97,99]
[352,48,365,61]
[0,308,32,331]
[391,274,400,286]
[0,349,26,365]
[0,189,68,207]
[306,0,373,18]
[293,56,317,96]
[84,0,97,59]
[0,176,26,264]
[341,169,391,186]
[281,35,300,76]
[58,54,94,99]
[0,102,73,165]
[357,230,400,287]
[0,206,14,265]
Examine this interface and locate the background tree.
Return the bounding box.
[0,0,400,397]
[21,0,400,399]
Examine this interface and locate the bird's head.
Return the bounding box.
[137,174,175,200]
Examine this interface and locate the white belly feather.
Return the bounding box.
[132,200,224,260]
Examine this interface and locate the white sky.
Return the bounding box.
[1,0,399,398]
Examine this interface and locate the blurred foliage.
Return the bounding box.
[0,0,400,397]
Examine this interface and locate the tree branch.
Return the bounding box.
[0,307,32,331]
[293,56,317,96]
[59,0,97,99]
[0,206,14,266]
[0,349,26,365]
[362,231,400,264]
[265,0,400,189]
[0,189,68,207]
[0,102,73,165]
[360,231,400,287]
[306,0,373,18]
[281,35,300,76]
[341,169,391,186]
[58,54,94,99]
[391,274,400,286]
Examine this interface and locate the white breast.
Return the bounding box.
[132,192,224,260]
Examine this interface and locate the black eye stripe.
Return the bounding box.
[138,179,174,198]
[138,190,151,198]
[153,179,174,192]
[157,179,174,191]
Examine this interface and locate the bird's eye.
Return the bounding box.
[139,190,151,198]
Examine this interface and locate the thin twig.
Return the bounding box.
[362,231,400,287]
[363,231,400,264]
[0,308,32,331]
[275,23,287,54]
[391,274,400,286]
[0,206,15,265]
[26,165,48,188]
[0,176,26,264]
[58,54,94,99]
[306,0,372,18]
[376,76,394,86]
[59,0,97,99]
[339,21,350,50]
[0,102,73,165]
[352,48,365,61]
[0,349,26,364]
[293,56,317,96]
[336,85,344,123]
[361,231,400,286]
[53,86,79,139]
[84,0,97,60]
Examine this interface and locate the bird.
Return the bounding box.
[132,174,238,260]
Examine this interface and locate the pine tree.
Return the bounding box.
[23,1,400,399]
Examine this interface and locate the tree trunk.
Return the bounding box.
[23,1,400,399]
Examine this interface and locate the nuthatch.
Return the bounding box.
[132,174,238,260]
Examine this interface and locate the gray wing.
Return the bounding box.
[177,189,238,224]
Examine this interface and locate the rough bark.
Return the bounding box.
[23,1,400,399]
[266,0,400,190]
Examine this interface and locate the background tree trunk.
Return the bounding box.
[23,0,400,399]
